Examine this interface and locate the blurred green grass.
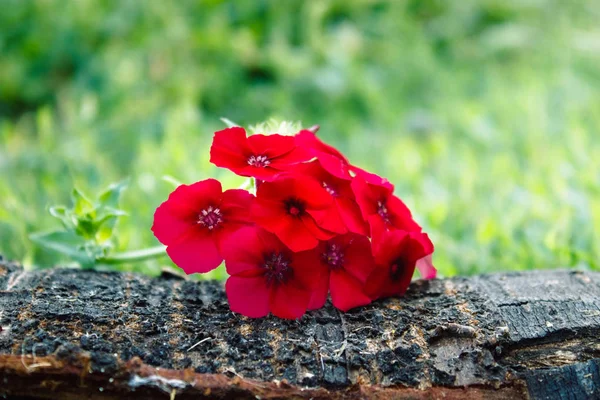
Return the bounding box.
[1,0,599,277]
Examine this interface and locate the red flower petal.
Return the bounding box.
[317,152,352,180]
[341,234,376,283]
[158,179,223,223]
[210,127,252,169]
[275,219,320,251]
[152,201,196,245]
[363,265,392,300]
[291,248,325,291]
[351,177,384,218]
[335,197,369,236]
[295,130,352,180]
[308,273,329,310]
[295,130,349,163]
[349,165,393,189]
[251,198,288,228]
[166,230,222,274]
[221,189,254,216]
[226,276,270,318]
[269,283,311,320]
[416,254,437,280]
[305,207,347,235]
[221,227,265,276]
[291,177,335,209]
[330,270,372,312]
[387,194,421,232]
[247,134,296,157]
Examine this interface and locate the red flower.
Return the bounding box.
[369,208,437,280]
[151,179,253,274]
[291,161,368,235]
[210,127,310,181]
[295,130,352,180]
[223,227,321,319]
[295,130,393,189]
[352,177,421,233]
[364,229,434,300]
[252,176,347,252]
[307,233,375,312]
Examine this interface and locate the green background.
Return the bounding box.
[1,0,599,277]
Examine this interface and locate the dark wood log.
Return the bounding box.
[1,258,599,399]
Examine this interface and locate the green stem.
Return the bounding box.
[98,245,167,264]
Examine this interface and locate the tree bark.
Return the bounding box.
[1,258,599,399]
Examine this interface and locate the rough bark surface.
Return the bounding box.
[1,258,599,399]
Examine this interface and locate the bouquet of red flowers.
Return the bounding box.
[152,126,435,319]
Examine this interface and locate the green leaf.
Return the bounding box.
[29,230,94,266]
[220,117,240,128]
[75,217,97,240]
[49,205,76,231]
[71,188,94,216]
[94,207,128,241]
[162,175,183,188]
[95,223,116,244]
[248,119,302,135]
[98,180,129,209]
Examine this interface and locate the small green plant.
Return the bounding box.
[29,181,166,269]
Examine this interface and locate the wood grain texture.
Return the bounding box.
[1,258,599,399]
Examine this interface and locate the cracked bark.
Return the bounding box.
[1,258,599,399]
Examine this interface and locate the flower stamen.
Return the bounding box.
[322,181,338,197]
[247,155,271,167]
[284,198,306,217]
[263,252,293,286]
[197,206,223,230]
[322,243,344,270]
[377,200,391,224]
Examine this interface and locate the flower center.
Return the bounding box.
[322,243,344,270]
[284,198,306,217]
[247,154,271,167]
[263,252,293,286]
[197,206,223,230]
[377,200,391,224]
[389,258,407,281]
[322,181,338,197]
